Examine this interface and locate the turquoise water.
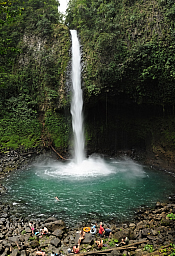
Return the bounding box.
[1,155,175,226]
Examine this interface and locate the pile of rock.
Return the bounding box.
[0,201,175,256]
[0,150,37,179]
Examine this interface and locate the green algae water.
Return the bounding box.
[1,155,175,226]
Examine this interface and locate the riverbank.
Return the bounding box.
[0,200,175,256]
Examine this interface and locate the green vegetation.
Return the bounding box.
[144,244,154,253]
[66,0,175,108]
[166,213,175,220]
[1,0,175,159]
[64,0,175,157]
[21,230,26,235]
[0,0,71,152]
[45,110,71,150]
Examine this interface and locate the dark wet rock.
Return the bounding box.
[30,239,40,248]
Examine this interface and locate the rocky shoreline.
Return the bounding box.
[0,150,175,256]
[0,200,175,256]
[0,149,44,180]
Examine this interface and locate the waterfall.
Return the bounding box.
[70,30,85,164]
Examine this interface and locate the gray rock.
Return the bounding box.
[135,249,143,256]
[129,223,136,229]
[0,233,5,239]
[108,250,120,256]
[20,250,27,256]
[75,233,93,245]
[45,217,58,223]
[50,237,61,247]
[1,247,10,256]
[25,227,31,233]
[52,229,64,238]
[45,220,66,232]
[11,248,19,256]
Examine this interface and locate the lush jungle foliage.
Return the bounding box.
[64,0,175,161]
[0,0,71,152]
[66,0,175,109]
[1,0,175,163]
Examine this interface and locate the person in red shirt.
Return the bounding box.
[98,222,105,237]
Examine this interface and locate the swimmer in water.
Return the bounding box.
[55,196,59,201]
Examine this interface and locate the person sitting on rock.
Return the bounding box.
[73,244,80,254]
[35,247,45,255]
[95,239,103,249]
[40,226,48,237]
[116,236,129,246]
[78,229,85,245]
[29,221,35,236]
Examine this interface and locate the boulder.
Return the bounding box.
[20,250,27,256]
[45,220,66,232]
[52,229,64,238]
[134,249,143,256]
[30,240,40,248]
[75,233,93,245]
[50,237,61,247]
[11,248,19,256]
[44,217,58,223]
[113,228,130,241]
[25,227,31,233]
[129,223,136,230]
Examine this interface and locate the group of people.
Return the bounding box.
[71,222,112,253]
[29,221,49,256]
[98,222,112,238]
[29,221,49,238]
[32,221,128,255]
[71,229,85,254]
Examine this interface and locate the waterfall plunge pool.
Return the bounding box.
[1,155,175,226]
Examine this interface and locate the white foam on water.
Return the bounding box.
[34,155,145,180]
[45,155,114,178]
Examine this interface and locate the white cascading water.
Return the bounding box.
[33,30,146,178]
[70,30,85,164]
[44,2,145,178]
